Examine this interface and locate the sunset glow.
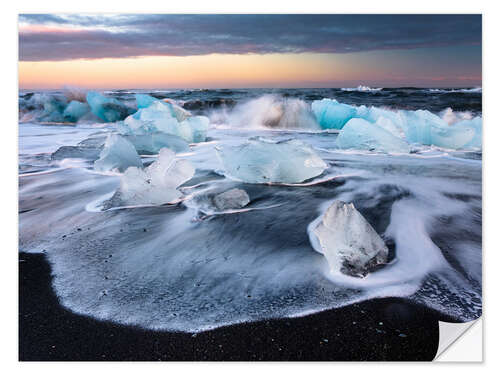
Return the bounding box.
[18,14,482,89]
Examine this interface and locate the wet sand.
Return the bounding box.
[19,252,457,361]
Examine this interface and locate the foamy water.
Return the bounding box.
[19,89,482,332]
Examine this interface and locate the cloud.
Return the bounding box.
[18,14,481,61]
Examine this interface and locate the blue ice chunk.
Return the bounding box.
[356,105,402,126]
[311,98,357,129]
[216,137,328,184]
[33,93,68,122]
[63,100,90,122]
[94,134,143,172]
[336,118,411,153]
[120,101,209,143]
[135,94,159,109]
[398,110,478,149]
[179,116,210,143]
[430,117,481,150]
[86,91,133,122]
[459,117,482,149]
[120,101,180,135]
[398,110,445,146]
[123,133,190,154]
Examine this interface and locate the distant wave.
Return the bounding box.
[428,87,482,93]
[341,85,383,92]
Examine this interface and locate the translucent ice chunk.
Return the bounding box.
[179,116,210,143]
[94,134,143,172]
[163,99,192,122]
[458,117,482,149]
[213,189,250,211]
[311,98,357,129]
[123,133,190,154]
[356,106,482,149]
[86,91,133,122]
[308,200,389,277]
[336,118,411,153]
[117,148,195,205]
[399,110,478,149]
[63,100,90,122]
[135,93,159,109]
[120,100,209,143]
[216,137,328,184]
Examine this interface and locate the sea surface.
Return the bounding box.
[18,87,482,332]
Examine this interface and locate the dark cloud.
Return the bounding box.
[18,14,482,61]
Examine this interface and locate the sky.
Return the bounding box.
[18,14,482,89]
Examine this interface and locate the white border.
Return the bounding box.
[3,0,497,372]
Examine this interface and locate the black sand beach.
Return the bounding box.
[19,252,457,361]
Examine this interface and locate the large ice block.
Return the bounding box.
[311,98,357,129]
[94,134,143,172]
[86,91,133,122]
[120,100,209,143]
[308,200,389,277]
[63,100,90,122]
[117,148,195,205]
[336,118,411,153]
[216,137,328,184]
[399,109,478,149]
[135,93,159,109]
[124,133,190,154]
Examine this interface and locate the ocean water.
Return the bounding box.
[18,87,482,332]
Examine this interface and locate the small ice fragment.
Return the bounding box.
[216,137,328,184]
[336,118,411,153]
[116,148,195,205]
[308,200,389,277]
[94,134,143,172]
[311,98,357,129]
[213,189,250,211]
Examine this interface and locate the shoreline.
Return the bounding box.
[19,252,457,361]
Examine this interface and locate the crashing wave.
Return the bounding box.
[223,95,320,130]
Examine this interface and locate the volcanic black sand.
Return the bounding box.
[19,252,458,361]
